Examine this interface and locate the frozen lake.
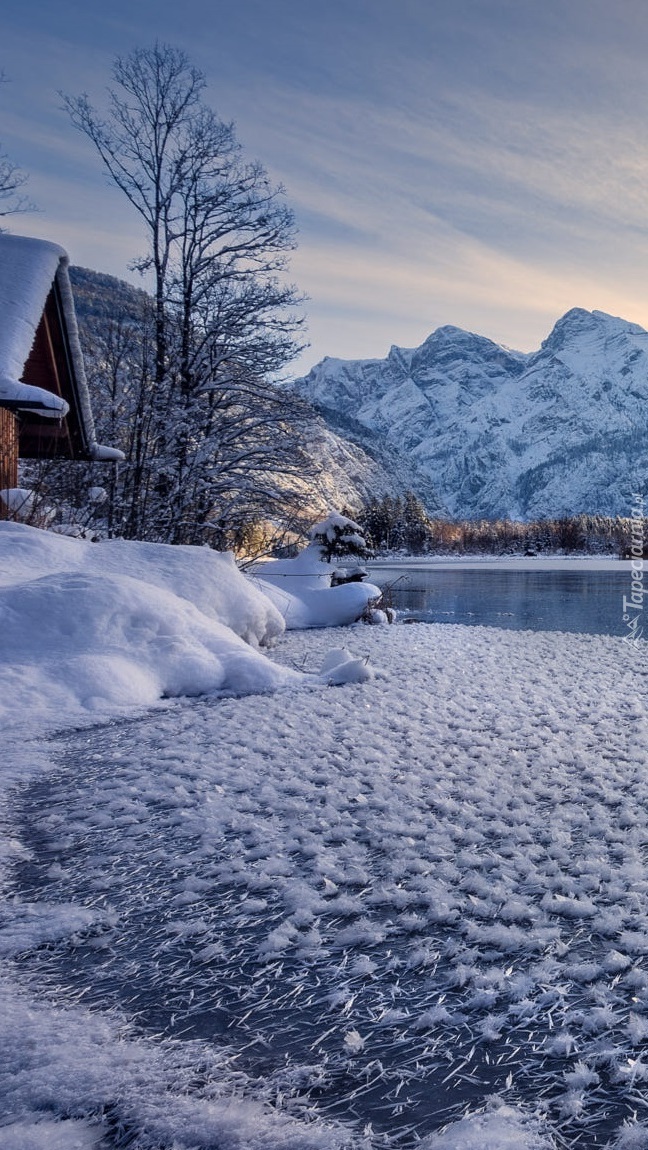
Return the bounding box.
[4,622,648,1150]
[367,562,632,637]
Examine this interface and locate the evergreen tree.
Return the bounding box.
[401,491,431,553]
[309,512,371,563]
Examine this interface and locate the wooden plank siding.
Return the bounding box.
[18,281,85,460]
[0,407,19,512]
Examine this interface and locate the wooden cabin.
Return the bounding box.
[0,233,123,507]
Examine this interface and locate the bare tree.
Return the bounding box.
[0,152,30,219]
[0,73,32,220]
[63,44,310,545]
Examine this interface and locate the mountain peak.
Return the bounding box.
[540,308,599,352]
[294,304,648,520]
[421,323,495,348]
[540,307,648,355]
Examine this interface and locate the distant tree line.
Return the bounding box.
[357,494,646,557]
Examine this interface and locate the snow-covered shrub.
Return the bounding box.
[0,487,56,528]
[308,511,371,564]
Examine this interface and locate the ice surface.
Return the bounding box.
[2,613,648,1147]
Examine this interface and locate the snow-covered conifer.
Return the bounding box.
[308,511,371,563]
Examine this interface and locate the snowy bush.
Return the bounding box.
[308,511,371,564]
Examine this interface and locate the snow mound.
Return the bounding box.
[0,523,297,727]
[0,523,284,647]
[254,541,381,629]
[84,537,286,648]
[0,570,299,718]
[257,576,380,629]
[319,647,374,684]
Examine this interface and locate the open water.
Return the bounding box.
[367,566,632,637]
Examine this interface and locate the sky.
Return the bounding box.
[3,0,648,374]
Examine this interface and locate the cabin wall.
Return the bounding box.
[19,285,77,459]
[0,407,19,513]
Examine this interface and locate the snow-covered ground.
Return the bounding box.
[2,525,648,1149]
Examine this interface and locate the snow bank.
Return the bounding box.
[0,570,299,720]
[254,542,381,628]
[0,523,297,727]
[0,523,285,648]
[0,524,379,729]
[256,575,381,629]
[82,536,287,649]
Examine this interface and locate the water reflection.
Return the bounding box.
[368,568,628,636]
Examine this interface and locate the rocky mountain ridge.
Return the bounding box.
[294,308,648,519]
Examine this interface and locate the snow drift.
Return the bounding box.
[0,523,298,726]
[252,518,381,629]
[0,523,379,728]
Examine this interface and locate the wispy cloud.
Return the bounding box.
[228,70,648,366]
[5,0,648,369]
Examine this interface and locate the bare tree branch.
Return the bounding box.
[63,44,311,548]
[0,72,35,220]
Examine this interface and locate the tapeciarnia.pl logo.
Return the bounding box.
[623,493,645,647]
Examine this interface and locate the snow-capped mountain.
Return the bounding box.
[304,415,442,514]
[294,308,648,519]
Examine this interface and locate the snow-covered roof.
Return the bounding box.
[0,374,68,417]
[0,235,68,418]
[0,235,65,382]
[0,233,124,459]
